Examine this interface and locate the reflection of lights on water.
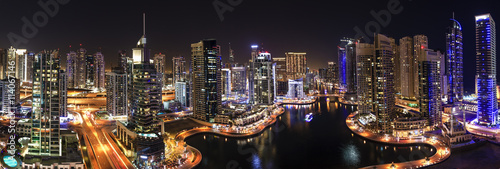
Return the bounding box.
[251,153,262,169]
[341,144,360,166]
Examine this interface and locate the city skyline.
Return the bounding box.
[0,0,498,92]
[2,1,500,169]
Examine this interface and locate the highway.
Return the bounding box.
[80,110,135,169]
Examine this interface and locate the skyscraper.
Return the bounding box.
[175,81,190,108]
[191,39,222,122]
[327,62,338,84]
[413,35,429,99]
[59,70,67,117]
[273,57,287,95]
[221,68,232,98]
[29,50,61,156]
[231,64,247,96]
[390,38,400,95]
[106,68,128,116]
[154,53,165,87]
[446,16,464,106]
[251,50,275,105]
[94,52,106,90]
[116,15,164,158]
[476,13,497,125]
[85,54,95,88]
[172,56,187,84]
[357,34,395,133]
[338,47,347,88]
[419,49,443,127]
[229,43,235,64]
[285,52,307,80]
[66,48,87,89]
[400,36,416,99]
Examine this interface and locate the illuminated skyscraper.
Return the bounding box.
[413,35,429,99]
[286,52,307,80]
[29,50,61,156]
[400,36,416,99]
[191,39,222,122]
[273,57,287,95]
[446,16,464,105]
[59,70,67,117]
[251,49,275,105]
[357,34,395,133]
[172,56,187,84]
[116,15,164,158]
[231,64,247,96]
[476,13,497,125]
[338,47,347,88]
[154,53,165,87]
[221,68,232,98]
[106,68,128,116]
[419,49,443,127]
[94,52,105,90]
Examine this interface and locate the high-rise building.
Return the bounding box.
[251,49,275,105]
[66,48,87,89]
[29,50,61,156]
[175,81,190,108]
[231,64,247,96]
[106,68,128,116]
[357,34,395,133]
[338,47,347,88]
[119,50,128,73]
[413,35,429,99]
[341,38,358,94]
[94,52,106,90]
[0,78,20,116]
[400,36,416,99]
[390,38,400,95]
[285,52,307,80]
[59,70,67,117]
[85,54,95,88]
[273,57,287,95]
[172,56,186,84]
[154,53,165,87]
[476,13,497,125]
[191,39,222,122]
[419,49,443,127]
[446,17,464,105]
[116,15,164,158]
[221,68,232,98]
[327,62,338,84]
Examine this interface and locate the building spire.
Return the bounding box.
[143,13,146,36]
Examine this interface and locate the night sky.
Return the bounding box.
[1,0,499,92]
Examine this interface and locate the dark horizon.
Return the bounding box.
[0,0,499,92]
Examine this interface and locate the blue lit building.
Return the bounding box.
[338,46,347,88]
[476,13,497,125]
[446,16,464,105]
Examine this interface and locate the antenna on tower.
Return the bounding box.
[143,13,146,36]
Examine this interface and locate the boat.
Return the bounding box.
[305,113,313,122]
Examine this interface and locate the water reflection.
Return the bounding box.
[187,97,434,169]
[341,142,361,167]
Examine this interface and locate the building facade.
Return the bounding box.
[476,13,497,125]
[251,51,275,105]
[29,50,62,156]
[419,49,443,127]
[285,52,307,80]
[446,17,464,105]
[191,39,222,122]
[106,69,128,116]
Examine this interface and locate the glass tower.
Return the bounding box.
[446,17,464,105]
[476,13,497,125]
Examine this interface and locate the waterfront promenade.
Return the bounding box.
[346,112,451,169]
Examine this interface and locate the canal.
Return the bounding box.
[186,97,435,169]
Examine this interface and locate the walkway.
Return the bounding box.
[346,112,451,169]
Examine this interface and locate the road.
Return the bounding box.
[80,110,135,169]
